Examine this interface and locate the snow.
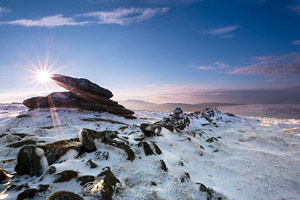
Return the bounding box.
[0,104,299,200]
[35,148,49,172]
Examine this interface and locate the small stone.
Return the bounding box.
[38,184,50,192]
[152,142,162,155]
[86,159,98,169]
[48,166,56,174]
[54,170,78,183]
[17,188,37,200]
[151,181,157,186]
[180,172,190,183]
[206,137,218,143]
[160,160,168,172]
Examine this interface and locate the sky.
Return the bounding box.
[0,0,300,104]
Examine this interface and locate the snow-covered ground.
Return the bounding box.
[0,104,300,200]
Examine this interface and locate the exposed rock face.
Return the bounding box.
[97,167,120,200]
[51,74,113,99]
[15,146,48,177]
[22,74,135,118]
[48,191,84,200]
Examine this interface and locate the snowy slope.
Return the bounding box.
[0,106,299,200]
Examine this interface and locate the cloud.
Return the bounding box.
[232,53,300,76]
[78,7,169,25]
[197,61,231,71]
[0,7,8,14]
[0,14,89,27]
[292,40,300,45]
[288,4,300,15]
[197,66,215,70]
[203,25,239,39]
[215,61,230,68]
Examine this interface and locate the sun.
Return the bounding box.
[37,70,51,83]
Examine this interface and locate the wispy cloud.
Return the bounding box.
[292,40,300,45]
[197,61,231,71]
[232,53,300,76]
[203,25,239,39]
[0,7,169,27]
[197,66,215,70]
[0,6,9,14]
[288,4,300,15]
[215,61,230,68]
[78,7,169,25]
[0,14,89,27]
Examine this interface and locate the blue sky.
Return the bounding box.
[0,0,300,104]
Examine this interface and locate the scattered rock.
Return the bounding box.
[154,108,190,132]
[152,142,162,155]
[86,159,98,169]
[47,166,56,174]
[79,129,97,152]
[180,172,190,183]
[94,151,109,160]
[79,128,135,161]
[54,170,78,183]
[15,146,48,176]
[48,191,84,200]
[141,142,154,156]
[140,123,161,136]
[39,138,82,165]
[77,175,95,186]
[206,137,218,143]
[6,140,37,148]
[17,188,37,200]
[38,184,50,193]
[160,160,168,172]
[151,181,157,186]
[15,184,29,191]
[97,167,120,200]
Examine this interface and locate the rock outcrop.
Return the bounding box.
[23,74,135,118]
[154,107,190,132]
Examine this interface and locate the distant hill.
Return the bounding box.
[120,99,240,112]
